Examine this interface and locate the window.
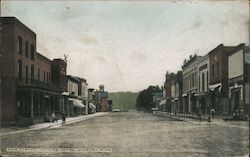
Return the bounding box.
[212,64,215,76]
[31,44,35,60]
[48,72,50,83]
[202,72,205,92]
[18,60,22,81]
[192,73,195,88]
[25,41,29,57]
[38,68,40,81]
[199,75,200,92]
[47,72,49,83]
[207,71,208,90]
[44,71,46,82]
[31,65,34,82]
[17,36,22,54]
[217,62,219,75]
[26,65,28,83]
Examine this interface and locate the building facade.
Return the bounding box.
[182,55,201,114]
[209,44,237,115]
[228,44,250,118]
[196,54,210,115]
[66,75,85,116]
[94,85,108,112]
[0,17,66,124]
[88,88,96,113]
[164,71,175,112]
[78,78,88,114]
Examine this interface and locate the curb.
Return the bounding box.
[0,113,109,137]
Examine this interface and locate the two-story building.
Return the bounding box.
[182,55,201,114]
[164,71,175,112]
[88,88,96,113]
[209,44,237,115]
[77,77,88,114]
[67,75,85,116]
[94,85,108,112]
[171,71,183,114]
[228,44,250,118]
[0,17,66,125]
[195,54,210,115]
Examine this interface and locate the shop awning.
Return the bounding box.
[209,83,222,91]
[62,92,69,96]
[89,103,96,109]
[69,98,85,108]
[194,92,205,97]
[152,108,158,111]
[182,93,187,97]
[159,99,166,106]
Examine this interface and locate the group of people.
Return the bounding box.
[51,112,66,125]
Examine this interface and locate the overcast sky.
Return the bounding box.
[1,0,249,92]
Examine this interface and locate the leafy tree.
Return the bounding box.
[109,92,138,110]
[136,86,162,112]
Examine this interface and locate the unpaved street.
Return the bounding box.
[0,112,249,157]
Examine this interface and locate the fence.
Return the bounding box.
[154,111,209,122]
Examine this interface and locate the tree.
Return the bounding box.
[136,86,162,112]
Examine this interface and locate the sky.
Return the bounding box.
[1,0,249,92]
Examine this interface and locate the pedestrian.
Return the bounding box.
[62,112,66,125]
[210,108,215,118]
[198,109,202,122]
[51,112,57,123]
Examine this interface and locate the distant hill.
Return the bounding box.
[109,92,138,110]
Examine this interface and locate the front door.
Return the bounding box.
[234,90,240,110]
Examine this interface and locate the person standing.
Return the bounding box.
[211,108,215,118]
[51,112,57,123]
[62,112,66,125]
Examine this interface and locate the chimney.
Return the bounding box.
[99,85,104,92]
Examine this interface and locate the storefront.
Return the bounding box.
[68,98,85,116]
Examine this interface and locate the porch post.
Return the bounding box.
[53,96,56,113]
[31,90,34,119]
[38,93,41,117]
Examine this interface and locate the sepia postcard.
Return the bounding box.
[0,0,249,157]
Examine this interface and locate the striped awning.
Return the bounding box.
[89,103,96,109]
[69,98,85,108]
[159,99,166,106]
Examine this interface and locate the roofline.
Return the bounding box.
[228,43,246,57]
[36,52,52,64]
[1,17,36,38]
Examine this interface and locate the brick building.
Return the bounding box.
[0,17,66,124]
[208,44,237,115]
[66,75,85,116]
[195,54,210,115]
[164,71,174,112]
[228,44,249,118]
[182,55,201,113]
[94,85,108,112]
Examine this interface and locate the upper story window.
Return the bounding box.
[18,60,22,81]
[47,71,49,83]
[38,68,40,81]
[44,71,46,82]
[212,64,215,77]
[25,65,29,83]
[202,72,205,92]
[198,75,200,92]
[31,65,35,82]
[17,36,22,54]
[48,72,50,83]
[30,44,35,60]
[25,41,29,57]
[207,71,209,90]
[217,62,219,75]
